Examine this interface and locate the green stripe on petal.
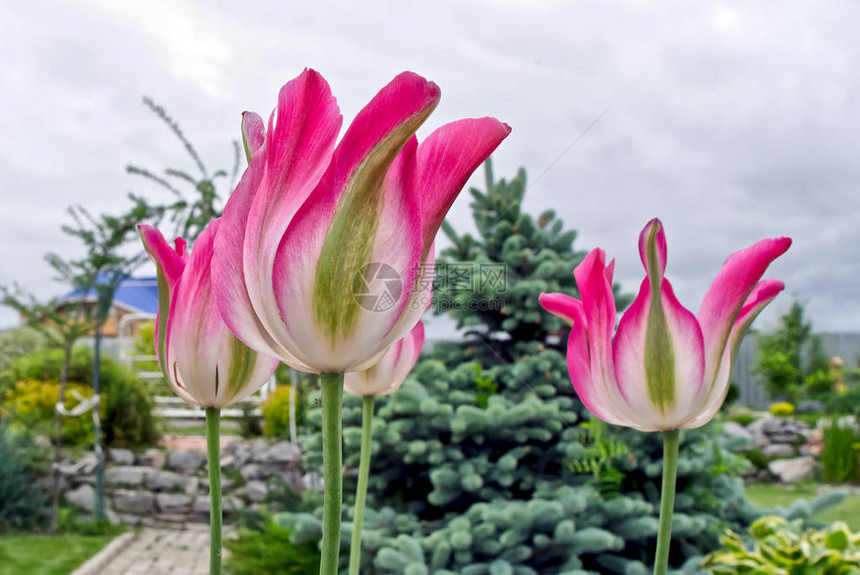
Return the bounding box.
[644,223,676,413]
[313,114,429,343]
[224,334,260,403]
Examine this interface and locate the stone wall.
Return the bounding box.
[61,440,304,526]
[723,416,824,483]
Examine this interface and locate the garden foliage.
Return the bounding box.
[277,163,762,574]
[0,421,49,532]
[755,302,833,402]
[702,515,860,574]
[0,347,160,448]
[821,419,860,484]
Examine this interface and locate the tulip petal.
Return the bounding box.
[138,225,187,379]
[564,251,634,426]
[638,218,667,277]
[540,289,627,424]
[213,144,310,370]
[270,72,438,371]
[562,299,629,427]
[167,220,280,408]
[612,219,705,426]
[213,69,339,372]
[683,279,784,428]
[697,237,792,388]
[574,249,617,376]
[538,292,582,325]
[344,321,425,397]
[613,275,705,429]
[413,118,511,257]
[241,111,266,163]
[139,225,186,290]
[166,221,228,404]
[273,133,425,371]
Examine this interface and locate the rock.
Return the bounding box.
[260,441,302,464]
[192,494,244,515]
[240,464,262,481]
[33,435,52,449]
[108,448,135,465]
[138,448,166,469]
[797,400,826,414]
[250,438,268,456]
[65,484,96,512]
[722,422,753,442]
[768,433,800,445]
[104,466,152,487]
[144,470,196,493]
[112,490,155,514]
[761,418,785,434]
[762,444,796,459]
[192,496,210,514]
[220,454,237,470]
[747,418,767,433]
[156,493,192,513]
[768,456,817,483]
[243,480,269,503]
[105,508,121,526]
[117,513,143,527]
[167,450,206,472]
[302,472,323,491]
[225,497,245,512]
[278,468,304,491]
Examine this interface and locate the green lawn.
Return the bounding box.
[0,533,117,575]
[745,483,860,531]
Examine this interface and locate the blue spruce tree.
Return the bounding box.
[284,161,760,574]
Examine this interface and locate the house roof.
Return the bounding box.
[59,275,159,316]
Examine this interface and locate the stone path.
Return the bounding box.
[75,525,218,575]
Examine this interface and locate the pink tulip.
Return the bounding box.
[139,220,280,408]
[212,69,510,374]
[540,218,791,431]
[344,322,424,397]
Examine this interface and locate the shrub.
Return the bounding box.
[770,402,795,417]
[102,369,160,448]
[827,384,860,417]
[804,368,837,398]
[821,419,860,484]
[236,402,264,438]
[1,379,96,447]
[725,412,760,427]
[58,506,124,536]
[224,517,319,575]
[0,420,49,532]
[754,302,829,402]
[744,448,770,470]
[702,515,860,573]
[1,347,160,449]
[0,327,44,392]
[262,386,297,439]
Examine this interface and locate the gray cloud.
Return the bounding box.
[1,0,857,337]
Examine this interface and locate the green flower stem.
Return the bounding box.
[206,407,222,575]
[320,372,344,575]
[654,429,680,575]
[349,395,375,575]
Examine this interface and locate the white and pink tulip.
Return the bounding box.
[540,218,791,431]
[211,69,510,374]
[139,220,279,408]
[344,321,425,398]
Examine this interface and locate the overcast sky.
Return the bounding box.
[1,0,858,339]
